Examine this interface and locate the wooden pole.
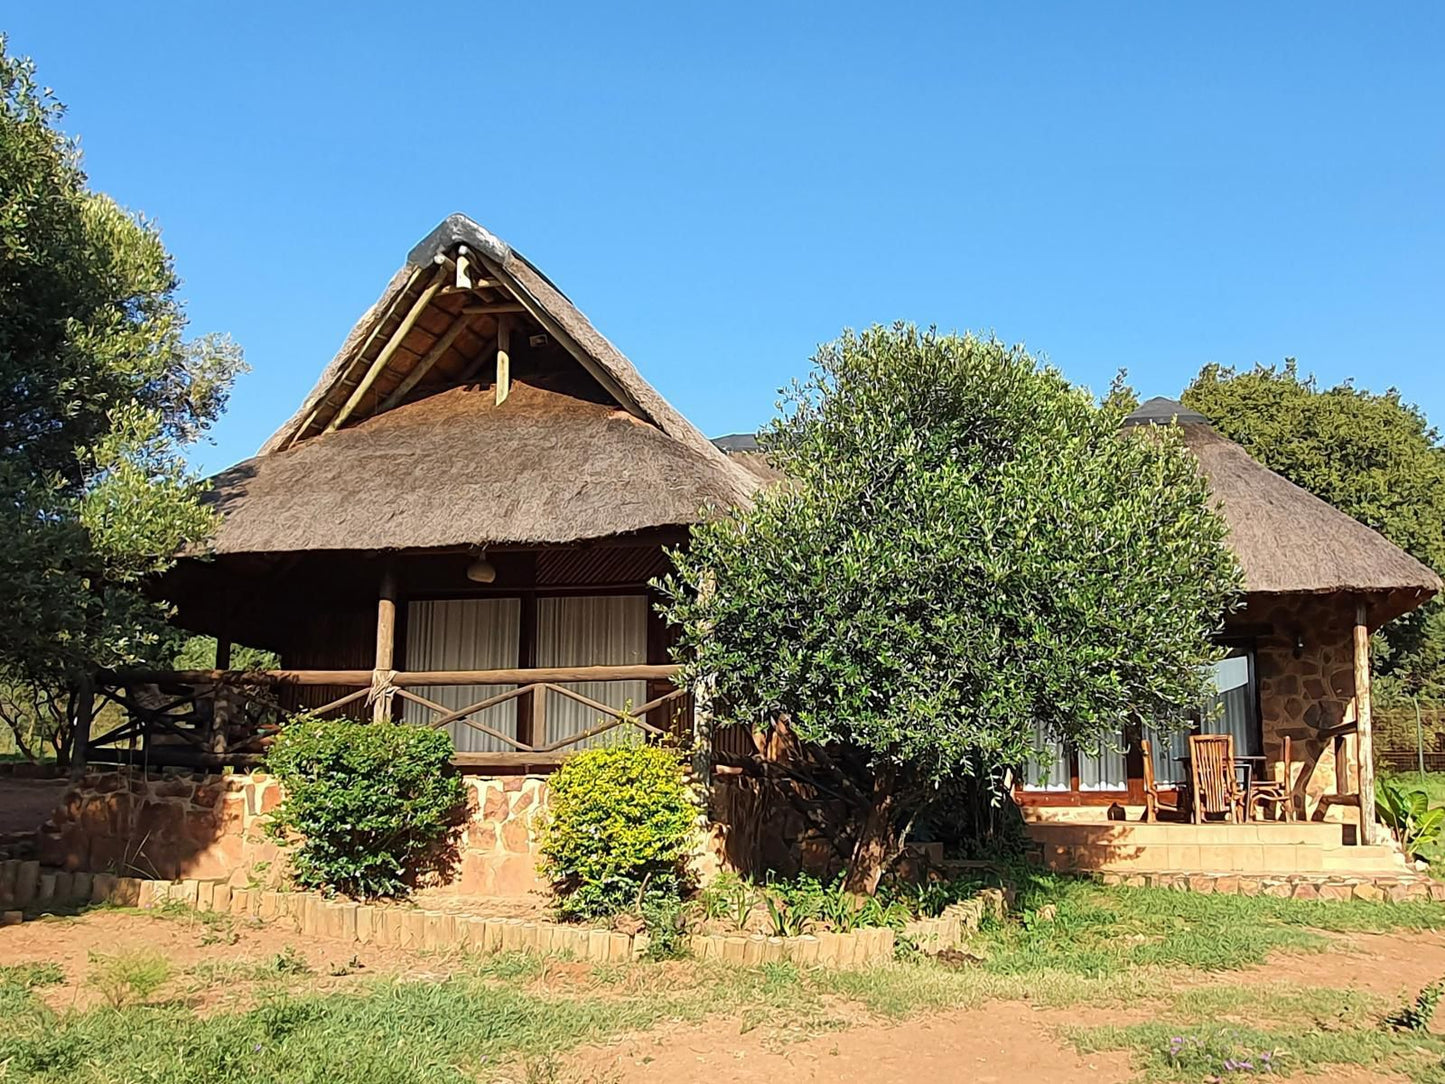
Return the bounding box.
[1354,600,1377,846]
[328,272,445,432]
[68,675,94,782]
[495,314,512,405]
[378,313,471,412]
[374,568,398,722]
[215,638,232,670]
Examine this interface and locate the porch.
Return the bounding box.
[1025,816,1410,877]
[79,663,690,771]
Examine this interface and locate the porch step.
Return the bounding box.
[1320,845,1411,873]
[1028,820,1410,876]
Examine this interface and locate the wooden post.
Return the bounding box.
[68,675,94,782]
[215,638,232,670]
[495,314,511,406]
[515,591,536,746]
[531,684,546,750]
[1354,600,1377,846]
[374,568,398,723]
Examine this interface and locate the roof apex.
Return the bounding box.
[1123,396,1212,427]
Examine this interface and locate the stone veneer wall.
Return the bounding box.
[1250,595,1361,822]
[36,768,549,895]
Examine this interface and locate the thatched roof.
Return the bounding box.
[710,434,786,485]
[204,215,759,553]
[716,404,1441,619]
[1125,398,1441,615]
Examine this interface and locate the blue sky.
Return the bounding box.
[7,3,1442,473]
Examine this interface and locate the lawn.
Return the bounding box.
[3,875,1445,1082]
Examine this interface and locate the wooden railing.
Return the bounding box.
[86,665,689,770]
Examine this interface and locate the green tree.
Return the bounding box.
[0,38,243,760]
[1183,361,1445,701]
[660,326,1241,892]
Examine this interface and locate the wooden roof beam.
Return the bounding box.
[326,265,447,432]
[377,312,473,413]
[474,255,647,422]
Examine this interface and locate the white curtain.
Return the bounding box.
[1023,719,1070,791]
[1202,653,1258,755]
[536,595,647,750]
[403,598,520,752]
[1149,651,1258,785]
[1079,729,1127,791]
[1148,721,1191,786]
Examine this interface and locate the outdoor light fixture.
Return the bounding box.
[1293,631,1305,659]
[465,551,497,584]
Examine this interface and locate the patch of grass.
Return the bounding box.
[980,873,1445,977]
[153,901,239,945]
[87,951,172,1009]
[0,975,713,1083]
[1068,1019,1445,1082]
[0,963,65,989]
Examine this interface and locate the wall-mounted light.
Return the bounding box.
[466,550,497,584]
[1292,631,1305,659]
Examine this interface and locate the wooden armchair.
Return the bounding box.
[1140,738,1187,822]
[1247,735,1295,822]
[1189,733,1244,822]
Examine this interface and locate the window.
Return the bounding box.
[403,598,521,752]
[1023,724,1128,792]
[1148,646,1260,787]
[535,595,648,749]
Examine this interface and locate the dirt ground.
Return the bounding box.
[0,908,469,1014]
[3,909,1442,1082]
[0,776,67,835]
[568,931,1445,1084]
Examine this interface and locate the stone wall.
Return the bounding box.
[36,767,549,895]
[1249,595,1361,822]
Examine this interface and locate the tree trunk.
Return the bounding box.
[842,766,902,895]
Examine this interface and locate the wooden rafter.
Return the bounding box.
[495,314,511,405]
[327,268,447,432]
[378,312,472,412]
[288,263,430,446]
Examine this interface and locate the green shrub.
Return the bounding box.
[539,742,695,921]
[1376,778,1445,862]
[88,951,171,1009]
[265,715,466,898]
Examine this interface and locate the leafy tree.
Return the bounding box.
[0,38,243,760]
[660,326,1241,892]
[1183,362,1445,701]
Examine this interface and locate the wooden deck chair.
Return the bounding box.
[1140,738,1186,822]
[1247,735,1295,822]
[1189,733,1242,822]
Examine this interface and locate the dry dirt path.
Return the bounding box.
[569,928,1445,1084]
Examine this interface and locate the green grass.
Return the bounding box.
[1068,1018,1445,1083]
[4,876,1445,1081]
[978,872,1445,976]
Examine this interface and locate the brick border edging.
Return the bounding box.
[0,865,901,967]
[1097,870,1445,901]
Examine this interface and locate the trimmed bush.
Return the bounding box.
[540,743,695,921]
[265,716,465,898]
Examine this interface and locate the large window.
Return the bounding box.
[1148,647,1260,787]
[536,595,648,749]
[1022,645,1260,793]
[1023,724,1128,792]
[403,598,521,752]
[401,593,649,753]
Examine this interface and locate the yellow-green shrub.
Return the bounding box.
[539,743,695,921]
